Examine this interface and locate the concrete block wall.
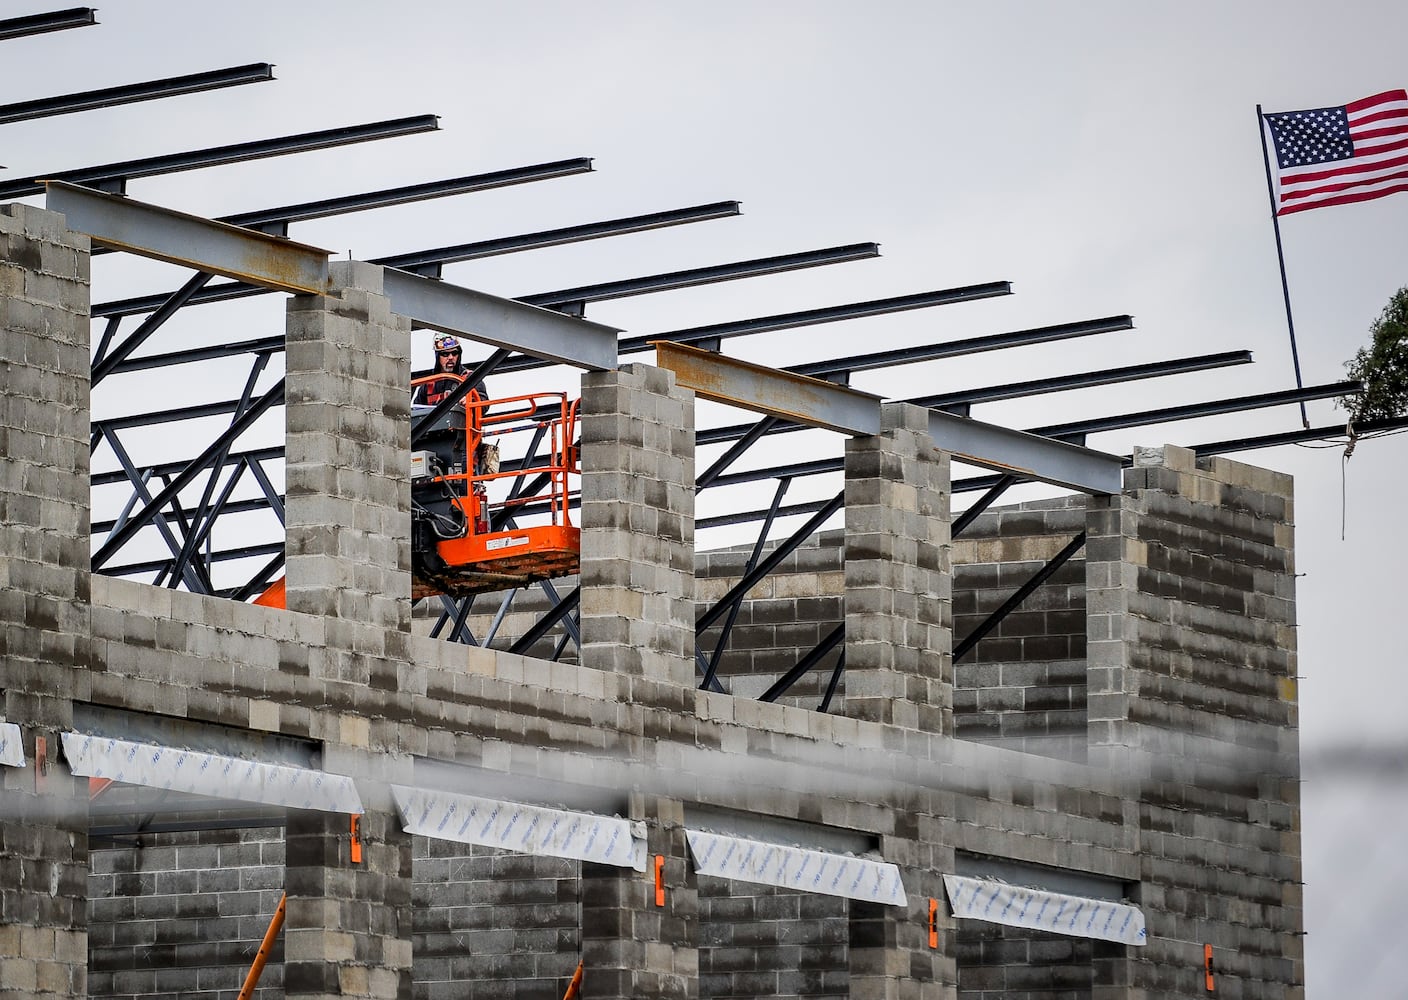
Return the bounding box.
[413,841,580,1000]
[0,207,1306,1000]
[843,402,952,733]
[956,923,1093,999]
[0,203,91,1000]
[88,828,285,1000]
[953,498,1090,762]
[697,881,847,1000]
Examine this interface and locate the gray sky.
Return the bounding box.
[6,1,1406,992]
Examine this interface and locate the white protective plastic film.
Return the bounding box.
[685,829,908,907]
[60,733,363,813]
[391,785,648,872]
[0,723,24,767]
[943,873,1147,946]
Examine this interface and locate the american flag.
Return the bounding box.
[1263,89,1408,216]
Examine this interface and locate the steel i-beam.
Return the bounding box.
[0,64,274,125]
[46,182,330,293]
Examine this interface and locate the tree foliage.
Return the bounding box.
[1344,286,1408,424]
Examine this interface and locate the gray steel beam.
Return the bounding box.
[0,63,273,125]
[0,114,439,199]
[382,269,620,371]
[654,341,883,436]
[46,181,331,294]
[0,7,95,40]
[928,410,1122,494]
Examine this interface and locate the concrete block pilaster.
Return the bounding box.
[285,261,412,681]
[843,402,952,733]
[580,795,697,1000]
[283,752,413,1000]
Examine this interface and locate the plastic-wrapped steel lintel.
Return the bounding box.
[685,828,908,906]
[944,873,1147,946]
[0,723,24,767]
[60,733,363,813]
[391,785,647,872]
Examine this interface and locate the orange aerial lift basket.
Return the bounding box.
[410,376,581,599]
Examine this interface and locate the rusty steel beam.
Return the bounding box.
[653,341,882,436]
[46,181,330,294]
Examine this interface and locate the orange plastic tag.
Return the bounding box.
[654,855,665,907]
[350,814,363,865]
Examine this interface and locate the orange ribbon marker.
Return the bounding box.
[654,855,665,907]
[1204,943,1215,992]
[928,897,939,949]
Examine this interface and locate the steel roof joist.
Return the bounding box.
[90,201,743,319]
[221,157,595,230]
[0,114,439,199]
[655,340,884,436]
[0,63,274,125]
[382,268,620,371]
[617,284,1015,355]
[521,243,881,309]
[789,315,1137,380]
[1033,380,1361,440]
[379,201,742,276]
[47,181,331,294]
[0,7,95,41]
[918,351,1255,409]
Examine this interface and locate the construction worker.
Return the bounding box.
[413,334,468,406]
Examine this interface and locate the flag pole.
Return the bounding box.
[1257,103,1311,428]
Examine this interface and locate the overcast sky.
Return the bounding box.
[5,1,1405,993]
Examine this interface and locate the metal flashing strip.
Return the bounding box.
[382,268,619,371]
[943,873,1147,947]
[654,340,883,436]
[685,829,908,907]
[44,181,331,294]
[60,733,362,813]
[0,723,24,767]
[927,408,1124,495]
[391,785,647,871]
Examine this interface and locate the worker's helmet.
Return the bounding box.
[433,334,461,355]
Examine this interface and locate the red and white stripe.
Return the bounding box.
[1272,89,1408,216]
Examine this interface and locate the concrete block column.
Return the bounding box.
[843,402,953,732]
[579,363,695,686]
[283,753,413,1000]
[580,795,697,1000]
[0,203,91,999]
[285,261,412,683]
